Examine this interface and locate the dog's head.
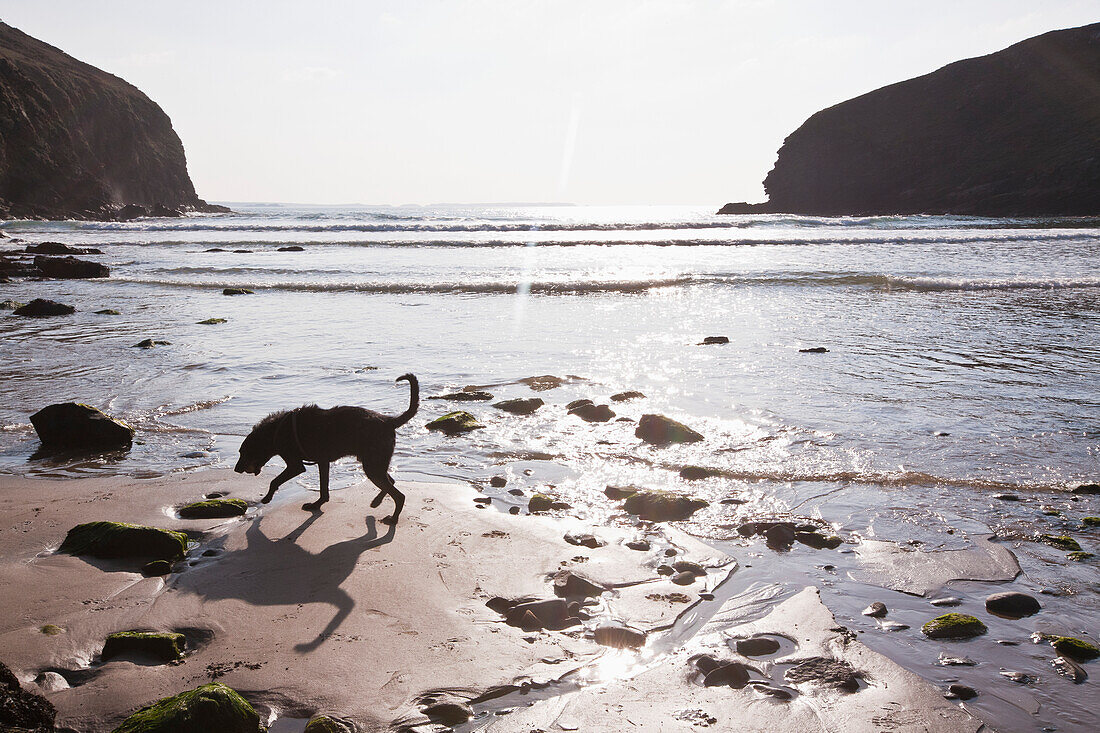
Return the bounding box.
[234,415,282,475]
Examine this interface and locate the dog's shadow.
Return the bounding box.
[174,512,395,653]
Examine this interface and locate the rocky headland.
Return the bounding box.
[0,22,226,220]
[720,23,1100,216]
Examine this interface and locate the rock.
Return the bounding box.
[703,662,752,688]
[671,571,696,586]
[422,701,473,727]
[722,24,1100,217]
[25,242,102,254]
[799,346,828,353]
[622,490,708,522]
[656,564,675,576]
[493,397,544,415]
[946,684,978,700]
[149,204,183,217]
[110,682,263,733]
[197,318,227,325]
[178,498,248,519]
[40,625,63,636]
[921,613,987,640]
[13,298,74,316]
[881,621,910,631]
[553,571,607,599]
[1051,636,1100,660]
[222,287,254,295]
[133,339,171,348]
[1041,505,1061,516]
[862,602,888,618]
[34,671,68,692]
[736,637,781,657]
[930,596,962,607]
[507,488,523,497]
[115,204,147,220]
[593,625,646,649]
[625,539,650,551]
[1067,551,1096,561]
[0,659,56,732]
[1082,516,1100,526]
[96,309,121,315]
[636,414,704,445]
[205,247,227,252]
[232,249,252,254]
[985,591,1041,618]
[999,670,1035,684]
[425,411,483,435]
[679,465,712,480]
[936,653,975,666]
[528,494,554,512]
[673,561,706,576]
[34,255,108,278]
[750,684,793,700]
[1051,655,1088,682]
[518,374,566,391]
[568,402,615,422]
[566,399,593,410]
[277,245,305,252]
[0,298,24,309]
[783,657,860,692]
[603,485,638,500]
[993,493,1020,501]
[700,336,729,345]
[1072,483,1100,495]
[1039,534,1081,551]
[764,523,796,550]
[59,521,188,563]
[142,559,172,577]
[102,631,185,662]
[795,531,843,549]
[30,402,133,450]
[610,391,645,402]
[303,716,354,733]
[564,533,605,549]
[502,598,580,631]
[430,390,494,402]
[489,476,507,488]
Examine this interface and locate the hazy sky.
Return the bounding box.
[2,1,1096,205]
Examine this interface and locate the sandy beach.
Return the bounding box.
[0,466,1026,732]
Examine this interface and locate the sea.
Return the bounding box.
[1,204,1098,730]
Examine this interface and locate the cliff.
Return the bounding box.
[720,23,1100,216]
[0,21,223,220]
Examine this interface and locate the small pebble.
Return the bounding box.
[490,476,507,488]
[993,493,1020,501]
[671,571,696,586]
[664,548,678,557]
[508,488,524,496]
[508,506,520,514]
[946,684,977,700]
[930,597,962,607]
[862,601,887,618]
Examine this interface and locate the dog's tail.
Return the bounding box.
[390,373,419,428]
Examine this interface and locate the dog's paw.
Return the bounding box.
[370,492,386,508]
[260,495,273,504]
[381,515,397,526]
[302,501,322,512]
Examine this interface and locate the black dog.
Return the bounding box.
[234,374,418,524]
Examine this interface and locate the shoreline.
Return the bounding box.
[0,466,1049,732]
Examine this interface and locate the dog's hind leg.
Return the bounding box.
[262,460,306,504]
[367,470,404,526]
[303,461,330,512]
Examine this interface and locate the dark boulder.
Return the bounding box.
[563,533,606,549]
[422,702,473,727]
[799,346,828,353]
[277,245,305,252]
[635,414,704,445]
[703,661,752,688]
[178,498,248,519]
[622,490,708,522]
[1073,483,1100,495]
[430,390,494,402]
[25,242,102,254]
[110,682,263,733]
[946,684,978,700]
[222,287,254,295]
[31,402,133,450]
[610,391,645,402]
[489,475,507,488]
[149,204,183,217]
[795,530,843,549]
[115,204,147,221]
[765,523,796,551]
[569,403,614,422]
[59,521,188,563]
[553,571,607,599]
[700,336,729,345]
[679,465,712,481]
[566,399,593,410]
[0,659,56,733]
[13,298,74,316]
[985,591,1041,618]
[493,397,544,415]
[625,539,650,551]
[862,602,888,618]
[735,637,781,657]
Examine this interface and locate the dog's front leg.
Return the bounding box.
[303,461,330,511]
[262,461,306,504]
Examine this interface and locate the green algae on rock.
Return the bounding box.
[110,683,263,733]
[40,624,63,636]
[197,318,227,325]
[425,411,483,435]
[177,498,248,519]
[59,521,188,563]
[1067,551,1096,561]
[1052,636,1100,661]
[304,716,355,733]
[921,613,988,640]
[102,631,185,663]
[622,490,708,522]
[1039,534,1082,551]
[528,493,554,513]
[222,288,254,296]
[1082,517,1100,527]
[95,308,122,315]
[133,339,171,348]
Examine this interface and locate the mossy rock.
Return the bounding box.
[425,411,483,435]
[921,613,987,640]
[95,309,122,315]
[635,414,704,445]
[1,299,26,310]
[197,318,227,325]
[40,624,64,636]
[110,682,263,733]
[1082,517,1100,527]
[528,493,554,513]
[178,498,248,519]
[102,631,186,663]
[304,716,355,733]
[59,521,188,563]
[1051,636,1099,661]
[1039,534,1082,551]
[1067,551,1095,561]
[622,490,708,522]
[142,559,173,576]
[222,288,254,295]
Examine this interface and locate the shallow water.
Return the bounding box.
[1,205,1098,730]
